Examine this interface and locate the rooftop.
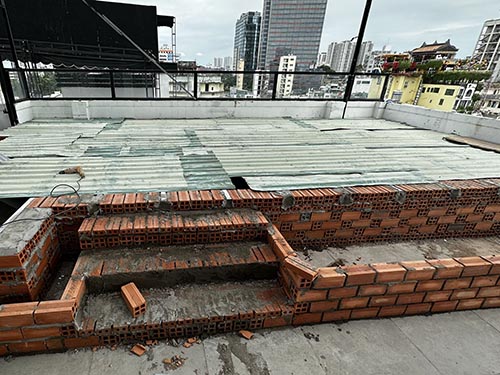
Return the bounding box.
[0,117,499,197]
[2,309,500,375]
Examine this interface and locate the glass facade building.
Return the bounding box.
[257,0,328,71]
[233,11,262,72]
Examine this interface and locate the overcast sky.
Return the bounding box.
[107,0,500,64]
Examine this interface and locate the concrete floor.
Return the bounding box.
[299,237,500,269]
[2,309,500,375]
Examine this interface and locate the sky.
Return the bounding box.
[107,0,500,65]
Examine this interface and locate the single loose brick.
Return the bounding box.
[121,282,146,318]
[283,256,317,280]
[455,257,492,277]
[427,258,464,279]
[401,261,435,280]
[341,265,376,286]
[371,263,406,283]
[312,268,346,289]
[480,256,500,275]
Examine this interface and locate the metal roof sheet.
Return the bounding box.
[0,118,499,197]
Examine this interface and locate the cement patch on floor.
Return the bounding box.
[298,237,500,268]
[79,280,285,330]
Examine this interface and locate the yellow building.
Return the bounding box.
[387,75,422,104]
[368,74,422,103]
[416,84,460,112]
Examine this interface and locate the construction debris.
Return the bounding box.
[130,344,147,356]
[239,330,254,340]
[163,355,186,369]
[58,166,85,178]
[121,282,147,318]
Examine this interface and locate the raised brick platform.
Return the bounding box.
[1,179,500,356]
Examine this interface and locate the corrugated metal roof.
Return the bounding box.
[0,118,499,197]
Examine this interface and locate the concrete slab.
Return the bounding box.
[301,237,500,267]
[80,280,286,329]
[3,309,499,375]
[392,311,500,375]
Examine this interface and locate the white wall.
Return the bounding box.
[14,100,33,124]
[382,103,500,144]
[17,99,380,122]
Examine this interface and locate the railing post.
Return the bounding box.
[0,58,18,126]
[272,72,278,99]
[380,74,389,101]
[193,71,198,99]
[109,71,116,99]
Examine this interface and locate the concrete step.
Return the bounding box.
[78,209,269,250]
[72,241,280,293]
[77,279,292,343]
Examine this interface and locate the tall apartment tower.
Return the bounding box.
[327,41,354,72]
[327,40,374,72]
[473,18,500,81]
[233,11,261,71]
[257,0,328,71]
[359,41,374,69]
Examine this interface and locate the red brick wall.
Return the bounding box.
[1,178,499,355]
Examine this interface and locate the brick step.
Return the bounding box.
[72,241,280,292]
[78,209,269,250]
[0,208,61,303]
[77,279,292,344]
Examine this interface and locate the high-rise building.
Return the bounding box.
[233,11,261,71]
[213,57,224,68]
[159,45,175,63]
[257,0,327,71]
[276,54,297,97]
[326,40,374,72]
[473,18,500,81]
[316,52,328,67]
[359,41,374,69]
[223,56,233,71]
[327,41,354,72]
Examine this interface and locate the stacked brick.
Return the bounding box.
[0,277,84,355]
[0,208,60,303]
[74,244,278,282]
[99,192,161,214]
[279,254,500,324]
[78,210,269,250]
[29,195,92,255]
[276,180,500,248]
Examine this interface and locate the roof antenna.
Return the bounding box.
[79,0,196,99]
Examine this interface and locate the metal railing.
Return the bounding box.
[5,67,390,103]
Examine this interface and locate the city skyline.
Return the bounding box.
[101,0,500,64]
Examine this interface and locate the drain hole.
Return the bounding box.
[231,176,250,189]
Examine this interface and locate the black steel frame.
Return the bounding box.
[5,67,390,103]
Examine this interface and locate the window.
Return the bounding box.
[439,99,444,106]
[445,89,455,96]
[432,87,440,93]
